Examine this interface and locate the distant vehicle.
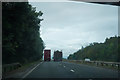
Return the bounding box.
[85,58,90,62]
[53,50,62,61]
[44,49,51,61]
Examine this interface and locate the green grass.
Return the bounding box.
[63,60,119,71]
[18,59,42,71]
[3,59,43,74]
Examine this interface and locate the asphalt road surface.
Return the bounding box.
[24,61,119,78]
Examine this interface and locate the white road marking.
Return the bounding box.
[70,69,75,72]
[89,79,93,80]
[63,66,66,68]
[22,62,42,78]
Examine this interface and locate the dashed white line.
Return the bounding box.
[89,79,93,80]
[70,69,75,72]
[63,66,66,68]
[22,62,42,78]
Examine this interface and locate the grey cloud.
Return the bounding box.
[29,2,118,58]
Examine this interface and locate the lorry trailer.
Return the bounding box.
[44,49,51,61]
[53,50,62,61]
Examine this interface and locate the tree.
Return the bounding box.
[67,36,119,62]
[2,2,45,64]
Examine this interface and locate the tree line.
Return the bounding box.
[67,36,120,62]
[2,2,45,64]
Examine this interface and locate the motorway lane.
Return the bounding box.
[25,61,77,78]
[25,61,119,78]
[62,62,119,78]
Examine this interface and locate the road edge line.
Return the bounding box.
[22,62,42,78]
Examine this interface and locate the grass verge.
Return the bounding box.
[63,60,119,71]
[3,59,43,78]
[19,59,42,72]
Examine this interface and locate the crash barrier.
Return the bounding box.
[2,63,22,73]
[64,60,120,70]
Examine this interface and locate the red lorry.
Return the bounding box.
[44,49,51,61]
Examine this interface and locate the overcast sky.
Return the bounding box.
[29,2,118,59]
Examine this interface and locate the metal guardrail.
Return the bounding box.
[64,60,120,70]
[2,63,22,73]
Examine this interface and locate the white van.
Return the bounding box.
[85,58,90,62]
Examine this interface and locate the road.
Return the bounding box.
[24,61,119,78]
